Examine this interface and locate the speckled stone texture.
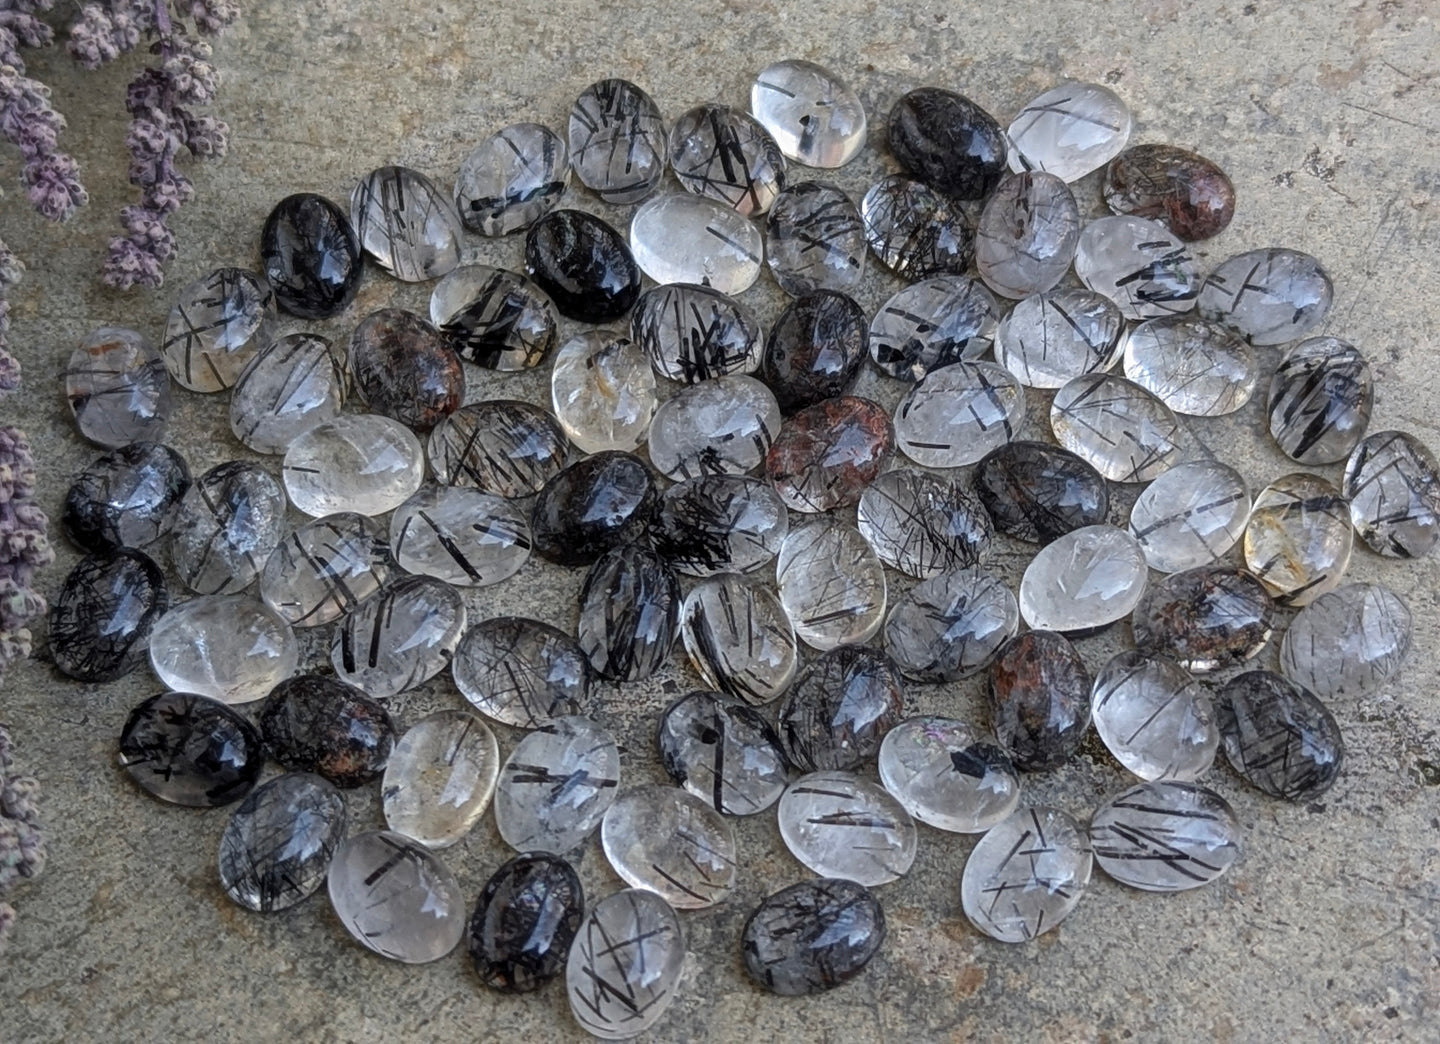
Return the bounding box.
[6,3,1440,1041]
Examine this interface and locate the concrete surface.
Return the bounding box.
[3,0,1439,1040]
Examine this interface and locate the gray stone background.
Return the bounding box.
[3,0,1438,1040]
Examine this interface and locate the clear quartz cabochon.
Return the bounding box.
[327,830,466,963]
[66,326,172,448]
[1019,525,1148,633]
[600,785,738,909]
[1127,461,1250,573]
[382,710,499,848]
[777,771,918,887]
[1007,82,1133,182]
[877,717,1021,832]
[749,59,867,168]
[994,288,1124,390]
[775,518,887,651]
[629,193,765,295]
[960,806,1092,943]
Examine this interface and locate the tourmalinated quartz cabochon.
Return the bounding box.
[330,575,466,698]
[741,879,886,996]
[1243,473,1353,606]
[430,265,558,372]
[884,567,1018,683]
[119,692,263,807]
[550,332,657,455]
[282,413,424,517]
[648,375,781,481]
[861,175,974,279]
[348,308,463,431]
[765,183,867,298]
[869,275,999,381]
[762,290,868,412]
[494,716,620,854]
[1019,525,1148,634]
[1221,668,1342,800]
[530,451,656,567]
[856,468,992,579]
[524,208,640,323]
[1344,430,1440,558]
[887,87,1006,200]
[63,441,191,553]
[777,771,918,886]
[1279,583,1411,699]
[669,103,787,216]
[1091,651,1218,781]
[681,573,798,705]
[259,674,396,788]
[260,192,362,319]
[1197,248,1333,346]
[577,546,681,682]
[160,267,276,393]
[229,332,350,455]
[566,889,685,1040]
[657,690,790,815]
[65,327,171,448]
[1268,336,1373,465]
[260,512,391,628]
[960,806,1093,943]
[973,441,1110,545]
[1217,671,1344,801]
[1131,566,1275,672]
[766,395,894,512]
[994,289,1125,390]
[1050,373,1183,483]
[382,710,498,849]
[218,772,346,913]
[1089,781,1240,892]
[168,461,286,595]
[987,630,1092,771]
[600,785,738,909]
[776,518,887,650]
[629,193,765,295]
[454,122,569,236]
[568,78,667,204]
[1127,461,1250,573]
[389,484,531,588]
[469,852,584,993]
[1103,144,1236,241]
[974,171,1080,299]
[149,594,298,705]
[427,399,568,497]
[50,550,168,683]
[776,644,906,772]
[894,361,1025,468]
[1007,82,1132,182]
[328,830,466,963]
[452,616,588,728]
[653,474,789,577]
[1073,215,1199,321]
[351,165,463,281]
[750,60,867,168]
[877,717,1020,833]
[631,282,763,383]
[1123,315,1257,417]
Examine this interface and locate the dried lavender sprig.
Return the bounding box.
[0,238,19,395]
[101,0,236,289]
[0,723,45,956]
[0,422,53,673]
[0,0,89,221]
